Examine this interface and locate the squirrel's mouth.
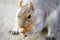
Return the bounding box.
[20,24,33,35]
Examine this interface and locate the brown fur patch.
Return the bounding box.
[21,24,33,34]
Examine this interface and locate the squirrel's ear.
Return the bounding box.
[20,0,23,8]
[28,2,34,11]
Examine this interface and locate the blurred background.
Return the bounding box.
[0,0,22,40]
[0,0,60,40]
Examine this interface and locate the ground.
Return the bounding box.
[0,0,60,40]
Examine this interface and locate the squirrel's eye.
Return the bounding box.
[28,15,31,19]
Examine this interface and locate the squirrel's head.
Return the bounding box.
[18,2,36,36]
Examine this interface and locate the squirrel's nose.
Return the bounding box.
[24,35,27,37]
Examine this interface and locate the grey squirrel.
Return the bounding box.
[9,0,60,40]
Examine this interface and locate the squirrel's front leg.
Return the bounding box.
[46,10,58,40]
[9,24,20,35]
[9,16,20,35]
